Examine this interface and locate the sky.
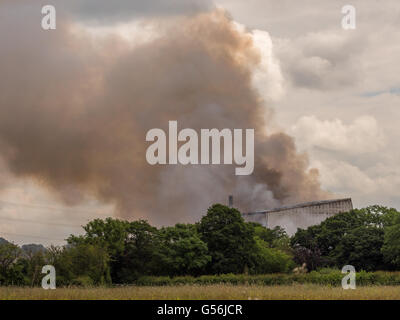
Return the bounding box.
[219,0,400,206]
[0,0,399,245]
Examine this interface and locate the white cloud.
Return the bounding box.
[274,31,365,90]
[311,158,376,195]
[290,115,385,154]
[250,29,285,102]
[310,157,400,209]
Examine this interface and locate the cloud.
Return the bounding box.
[310,156,400,210]
[362,87,400,97]
[290,115,385,155]
[216,0,400,213]
[1,0,214,25]
[311,158,376,195]
[250,29,285,102]
[216,0,400,37]
[274,31,365,90]
[0,4,329,231]
[56,0,214,23]
[2,0,400,245]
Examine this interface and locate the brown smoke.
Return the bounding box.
[0,8,330,225]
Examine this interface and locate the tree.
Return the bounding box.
[45,245,73,286]
[68,218,163,283]
[0,242,24,285]
[198,204,257,274]
[252,237,293,273]
[381,215,400,268]
[116,220,159,282]
[68,217,129,282]
[67,243,111,285]
[68,217,129,258]
[46,244,111,286]
[155,224,211,276]
[292,246,323,271]
[0,242,21,274]
[333,226,385,271]
[20,249,47,286]
[291,206,400,270]
[251,224,287,246]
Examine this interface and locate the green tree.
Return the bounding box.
[46,245,75,286]
[46,244,111,286]
[68,218,129,258]
[117,220,159,282]
[0,242,24,285]
[0,242,21,274]
[252,224,287,246]
[198,204,257,274]
[333,226,385,271]
[67,243,111,285]
[156,224,211,276]
[20,250,47,286]
[381,215,400,268]
[252,237,293,273]
[291,206,398,270]
[68,217,129,282]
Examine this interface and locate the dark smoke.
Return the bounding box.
[0,6,330,225]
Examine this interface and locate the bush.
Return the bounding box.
[252,238,294,274]
[198,204,257,274]
[134,270,400,287]
[71,276,94,287]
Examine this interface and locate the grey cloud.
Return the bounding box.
[55,0,214,23]
[216,0,400,37]
[275,32,366,90]
[2,0,214,24]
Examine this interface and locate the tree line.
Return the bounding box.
[0,204,399,286]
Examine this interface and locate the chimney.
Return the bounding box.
[228,195,233,208]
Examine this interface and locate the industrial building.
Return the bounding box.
[242,198,353,236]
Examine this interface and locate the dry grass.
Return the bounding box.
[1,284,400,300]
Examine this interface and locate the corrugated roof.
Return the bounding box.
[244,198,352,215]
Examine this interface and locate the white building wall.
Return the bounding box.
[243,198,353,236]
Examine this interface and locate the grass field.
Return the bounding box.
[1,284,400,300]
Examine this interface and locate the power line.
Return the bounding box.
[0,200,116,242]
[0,231,67,242]
[0,199,111,217]
[0,216,82,228]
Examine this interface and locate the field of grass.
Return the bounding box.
[1,284,400,300]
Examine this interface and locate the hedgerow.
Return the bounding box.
[134,270,400,287]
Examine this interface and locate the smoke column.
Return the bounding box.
[0,5,330,225]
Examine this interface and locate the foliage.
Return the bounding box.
[0,242,21,274]
[251,237,294,273]
[133,270,400,287]
[333,226,385,271]
[115,220,159,282]
[19,250,47,286]
[68,217,129,257]
[155,224,211,276]
[292,246,324,271]
[44,243,111,286]
[198,204,257,274]
[291,205,400,270]
[0,242,25,285]
[381,215,400,268]
[1,204,400,286]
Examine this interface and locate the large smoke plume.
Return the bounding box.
[0,5,330,225]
